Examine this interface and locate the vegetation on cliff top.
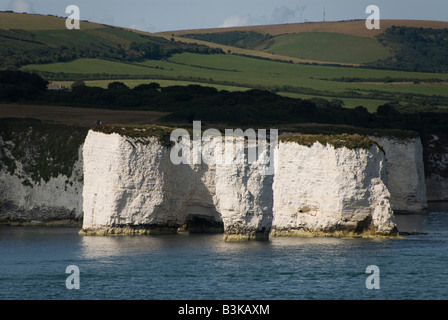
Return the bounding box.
[279,133,375,150]
[91,123,175,146]
[91,123,415,151]
[0,118,88,184]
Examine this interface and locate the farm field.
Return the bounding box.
[262,32,391,64]
[4,12,448,114]
[279,93,389,112]
[51,79,251,92]
[0,103,169,126]
[26,53,448,86]
[162,19,448,39]
[23,53,448,111]
[46,79,386,112]
[161,19,448,65]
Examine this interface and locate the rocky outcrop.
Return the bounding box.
[0,147,83,224]
[271,141,396,236]
[422,133,448,202]
[80,129,398,239]
[0,119,85,225]
[1,119,437,237]
[369,136,428,214]
[80,131,274,240]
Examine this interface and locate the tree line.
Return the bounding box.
[367,26,448,73]
[1,70,447,136]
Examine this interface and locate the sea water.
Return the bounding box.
[0,212,447,300]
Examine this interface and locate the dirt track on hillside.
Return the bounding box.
[160,20,448,39]
[0,104,169,127]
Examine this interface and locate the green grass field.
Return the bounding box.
[4,11,448,113]
[48,79,387,112]
[23,53,448,112]
[23,54,448,112]
[7,9,446,112]
[30,27,145,48]
[24,58,156,75]
[52,79,251,92]
[263,32,392,64]
[279,92,389,112]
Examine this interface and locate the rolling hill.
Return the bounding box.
[0,11,222,69]
[2,12,448,113]
[163,20,448,69]
[2,11,447,71]
[159,19,448,65]
[159,19,448,38]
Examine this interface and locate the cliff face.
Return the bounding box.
[272,141,396,235]
[0,119,86,224]
[369,136,428,214]
[423,133,448,202]
[0,145,83,224]
[0,120,438,236]
[81,131,274,240]
[80,130,398,239]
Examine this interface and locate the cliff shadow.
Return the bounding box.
[159,160,224,234]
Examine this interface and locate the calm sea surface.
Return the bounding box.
[0,212,447,300]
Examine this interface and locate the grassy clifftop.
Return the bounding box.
[280,133,374,150]
[90,122,418,151]
[91,123,175,146]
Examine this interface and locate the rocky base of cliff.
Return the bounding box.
[270,225,400,239]
[79,224,180,236]
[222,225,270,241]
[0,201,81,226]
[78,224,400,239]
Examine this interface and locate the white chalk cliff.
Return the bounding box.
[424,134,448,202]
[81,130,399,239]
[0,124,439,231]
[81,131,274,239]
[0,137,83,224]
[271,141,396,235]
[369,136,428,213]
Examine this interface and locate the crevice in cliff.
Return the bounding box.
[183,215,224,233]
[354,215,374,234]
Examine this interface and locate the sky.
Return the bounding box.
[1,0,447,32]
